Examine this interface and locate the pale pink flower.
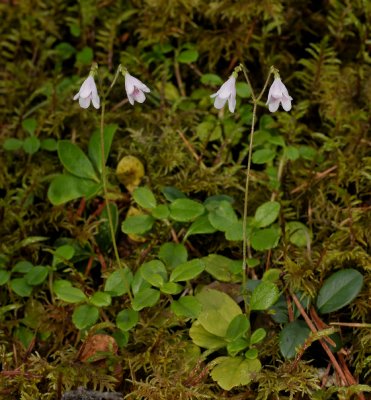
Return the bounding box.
[266,77,292,112]
[73,75,100,109]
[210,76,236,113]
[124,72,150,105]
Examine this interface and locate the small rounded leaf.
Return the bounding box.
[316,269,364,314]
[169,199,205,222]
[133,187,157,210]
[250,281,280,311]
[72,305,99,330]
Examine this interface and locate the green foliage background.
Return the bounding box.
[0,0,370,399]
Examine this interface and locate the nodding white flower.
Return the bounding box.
[266,77,292,112]
[73,75,100,109]
[124,72,150,105]
[210,75,236,113]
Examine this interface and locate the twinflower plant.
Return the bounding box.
[211,65,292,312]
[70,63,150,281]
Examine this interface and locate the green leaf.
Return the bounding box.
[25,266,48,286]
[250,281,280,311]
[286,221,312,247]
[3,138,23,151]
[236,82,251,98]
[116,309,139,331]
[140,260,167,287]
[194,289,242,337]
[23,136,40,154]
[22,118,37,135]
[151,204,170,219]
[10,278,33,297]
[196,120,221,142]
[299,145,317,160]
[225,220,244,241]
[189,321,227,350]
[90,292,111,307]
[76,46,93,65]
[169,199,205,222]
[285,145,300,160]
[227,338,249,356]
[40,138,58,151]
[55,42,76,60]
[250,328,266,345]
[54,281,86,303]
[15,326,34,349]
[198,309,231,337]
[104,269,133,296]
[170,259,205,282]
[171,296,201,318]
[253,201,280,228]
[210,356,261,390]
[250,227,281,251]
[52,244,75,267]
[196,289,242,317]
[185,215,216,239]
[200,74,223,85]
[203,254,236,282]
[121,215,155,235]
[252,148,276,164]
[279,321,310,359]
[48,174,101,205]
[158,242,188,269]
[131,288,160,311]
[160,282,183,294]
[72,304,99,330]
[245,348,259,359]
[177,49,199,63]
[0,270,10,285]
[133,187,157,209]
[161,186,187,202]
[262,268,281,282]
[58,140,98,181]
[88,125,118,174]
[226,315,250,341]
[13,261,33,273]
[316,269,364,314]
[208,200,238,232]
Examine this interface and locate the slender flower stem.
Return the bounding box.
[98,65,133,301]
[240,64,274,314]
[99,101,122,269]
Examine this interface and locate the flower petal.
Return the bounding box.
[217,76,236,99]
[127,93,135,105]
[92,93,100,109]
[80,76,95,98]
[79,95,91,109]
[213,96,227,109]
[228,93,236,113]
[125,73,136,95]
[270,78,283,98]
[281,95,292,111]
[133,89,146,103]
[268,99,280,112]
[73,93,80,100]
